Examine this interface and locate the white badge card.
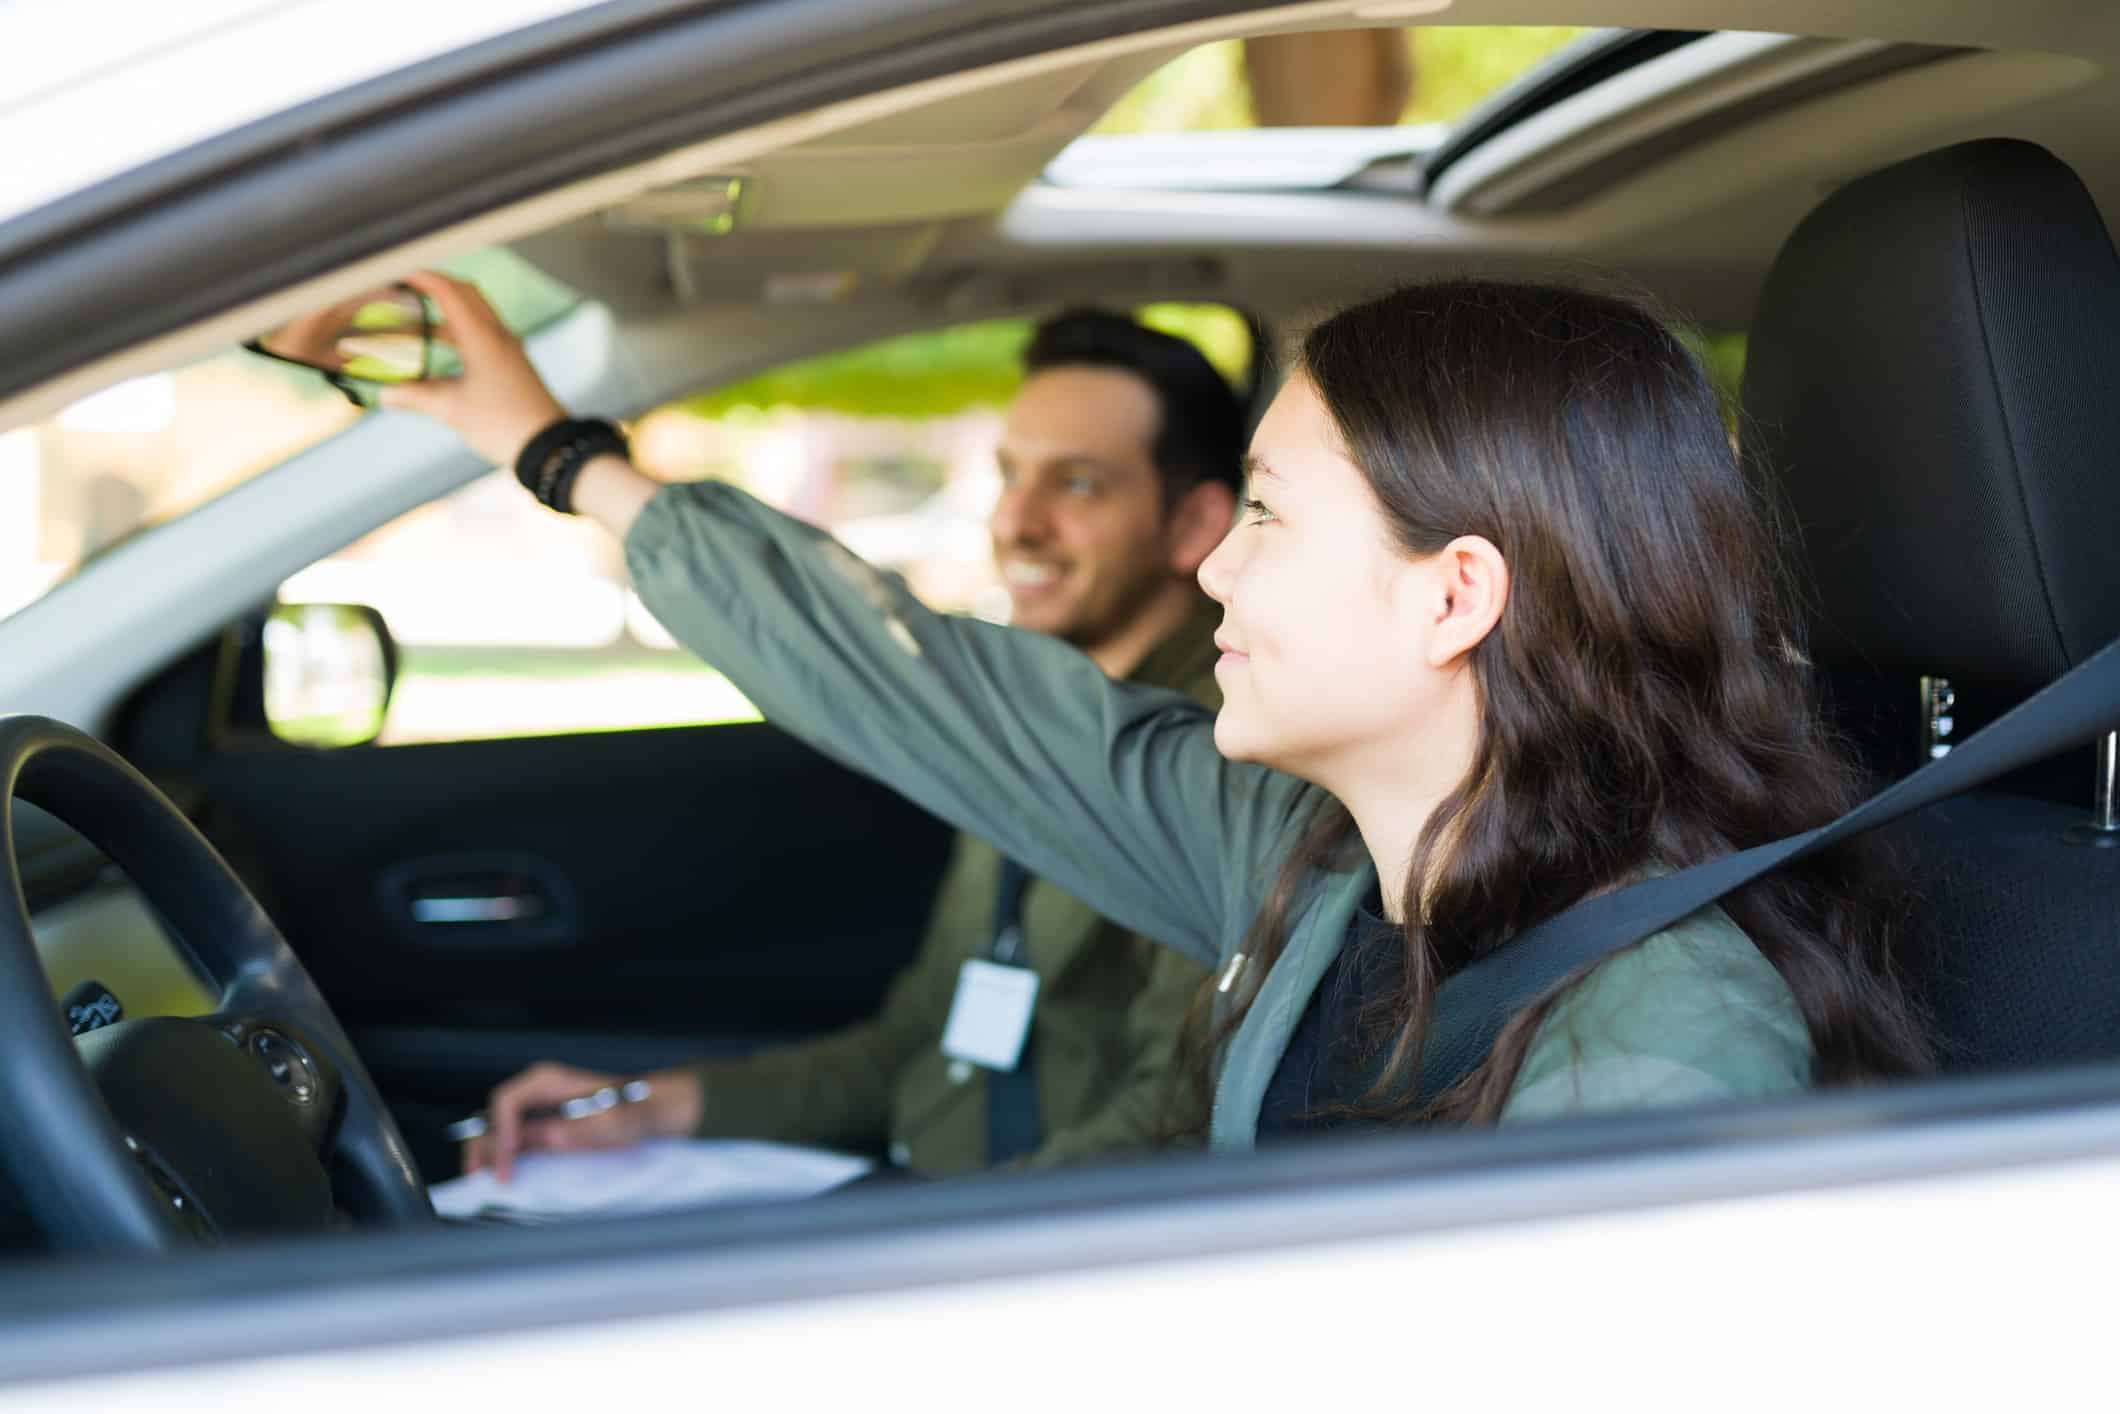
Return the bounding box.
[940,959,1040,1071]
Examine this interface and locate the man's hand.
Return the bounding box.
[461,1061,704,1182]
[378,271,568,466]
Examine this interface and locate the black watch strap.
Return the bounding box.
[514,417,629,514]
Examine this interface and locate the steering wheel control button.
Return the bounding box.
[61,979,124,1036]
[248,1030,319,1105]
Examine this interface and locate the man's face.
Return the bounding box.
[990,366,1178,648]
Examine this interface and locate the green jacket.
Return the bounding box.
[628,484,1812,1150]
[687,602,1218,1174]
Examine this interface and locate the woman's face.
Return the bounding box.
[1197,373,1456,787]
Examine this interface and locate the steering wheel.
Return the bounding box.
[0,716,432,1252]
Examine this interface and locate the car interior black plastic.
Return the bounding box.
[0,716,432,1252]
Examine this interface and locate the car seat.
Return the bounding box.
[1740,138,2120,1072]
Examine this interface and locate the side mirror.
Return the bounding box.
[261,603,399,748]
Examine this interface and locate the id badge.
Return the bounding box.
[940,959,1040,1071]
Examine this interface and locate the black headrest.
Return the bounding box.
[1741,139,2120,693]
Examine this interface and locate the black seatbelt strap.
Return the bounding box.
[1416,633,2120,1104]
[985,858,1042,1163]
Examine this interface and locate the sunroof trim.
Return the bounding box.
[1041,125,1448,193]
[1419,28,1709,194]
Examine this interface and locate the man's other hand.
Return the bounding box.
[461,1061,703,1182]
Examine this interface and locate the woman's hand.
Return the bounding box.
[381,269,662,538]
[461,1061,704,1182]
[378,270,568,466]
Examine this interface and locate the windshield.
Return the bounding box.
[0,247,577,626]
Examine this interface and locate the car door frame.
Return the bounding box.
[2,1067,2120,1394]
[3,0,2120,1389]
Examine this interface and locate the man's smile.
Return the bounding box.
[1000,557,1067,595]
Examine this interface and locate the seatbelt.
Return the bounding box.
[1415,633,2120,1104]
[984,858,1043,1163]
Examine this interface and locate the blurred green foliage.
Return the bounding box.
[1403,27,1591,125]
[1092,27,1590,135]
[1138,304,1254,384]
[1676,329,1749,427]
[677,304,1254,421]
[681,320,1030,420]
[1093,41,1255,134]
[1699,331,1748,413]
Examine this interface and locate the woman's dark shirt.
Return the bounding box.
[1258,889,1405,1137]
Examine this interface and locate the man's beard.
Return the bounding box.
[1054,556,1172,659]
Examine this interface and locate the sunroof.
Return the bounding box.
[1090,26,1596,135]
[1067,28,1727,200]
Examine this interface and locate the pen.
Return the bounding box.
[444,1079,652,1143]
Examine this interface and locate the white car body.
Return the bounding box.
[2,0,2118,1402]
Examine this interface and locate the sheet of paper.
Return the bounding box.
[428,1138,874,1222]
[940,958,1039,1071]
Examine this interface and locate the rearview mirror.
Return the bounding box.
[245,284,434,406]
[262,603,399,748]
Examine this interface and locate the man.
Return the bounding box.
[461,310,1244,1180]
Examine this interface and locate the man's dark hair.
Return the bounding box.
[1022,309,1247,500]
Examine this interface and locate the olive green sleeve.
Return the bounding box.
[624,481,1316,970]
[1499,910,1812,1122]
[1018,942,1208,1168]
[688,838,982,1149]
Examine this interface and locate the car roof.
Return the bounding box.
[9,0,2120,436]
[0,0,614,230]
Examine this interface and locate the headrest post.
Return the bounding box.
[2064,731,2120,848]
[1920,676,1957,761]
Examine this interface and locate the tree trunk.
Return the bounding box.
[1242,30,1414,127]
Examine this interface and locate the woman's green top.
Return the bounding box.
[624,482,1812,1148]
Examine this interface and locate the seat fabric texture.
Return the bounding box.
[1740,138,2120,1073]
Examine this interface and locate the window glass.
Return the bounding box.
[282,305,1253,747]
[1699,332,1747,410]
[1091,27,1591,135]
[1678,330,1747,432]
[1,247,577,627]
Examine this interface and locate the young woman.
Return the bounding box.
[385,272,1930,1148]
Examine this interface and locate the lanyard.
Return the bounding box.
[985,857,1041,1163]
[989,857,1032,964]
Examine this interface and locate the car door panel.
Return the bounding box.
[183,721,953,1164]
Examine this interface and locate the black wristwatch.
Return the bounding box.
[514,417,629,514]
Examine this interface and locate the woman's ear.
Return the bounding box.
[1166,480,1240,576]
[1423,534,1508,668]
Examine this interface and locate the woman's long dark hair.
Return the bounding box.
[1191,278,1930,1128]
